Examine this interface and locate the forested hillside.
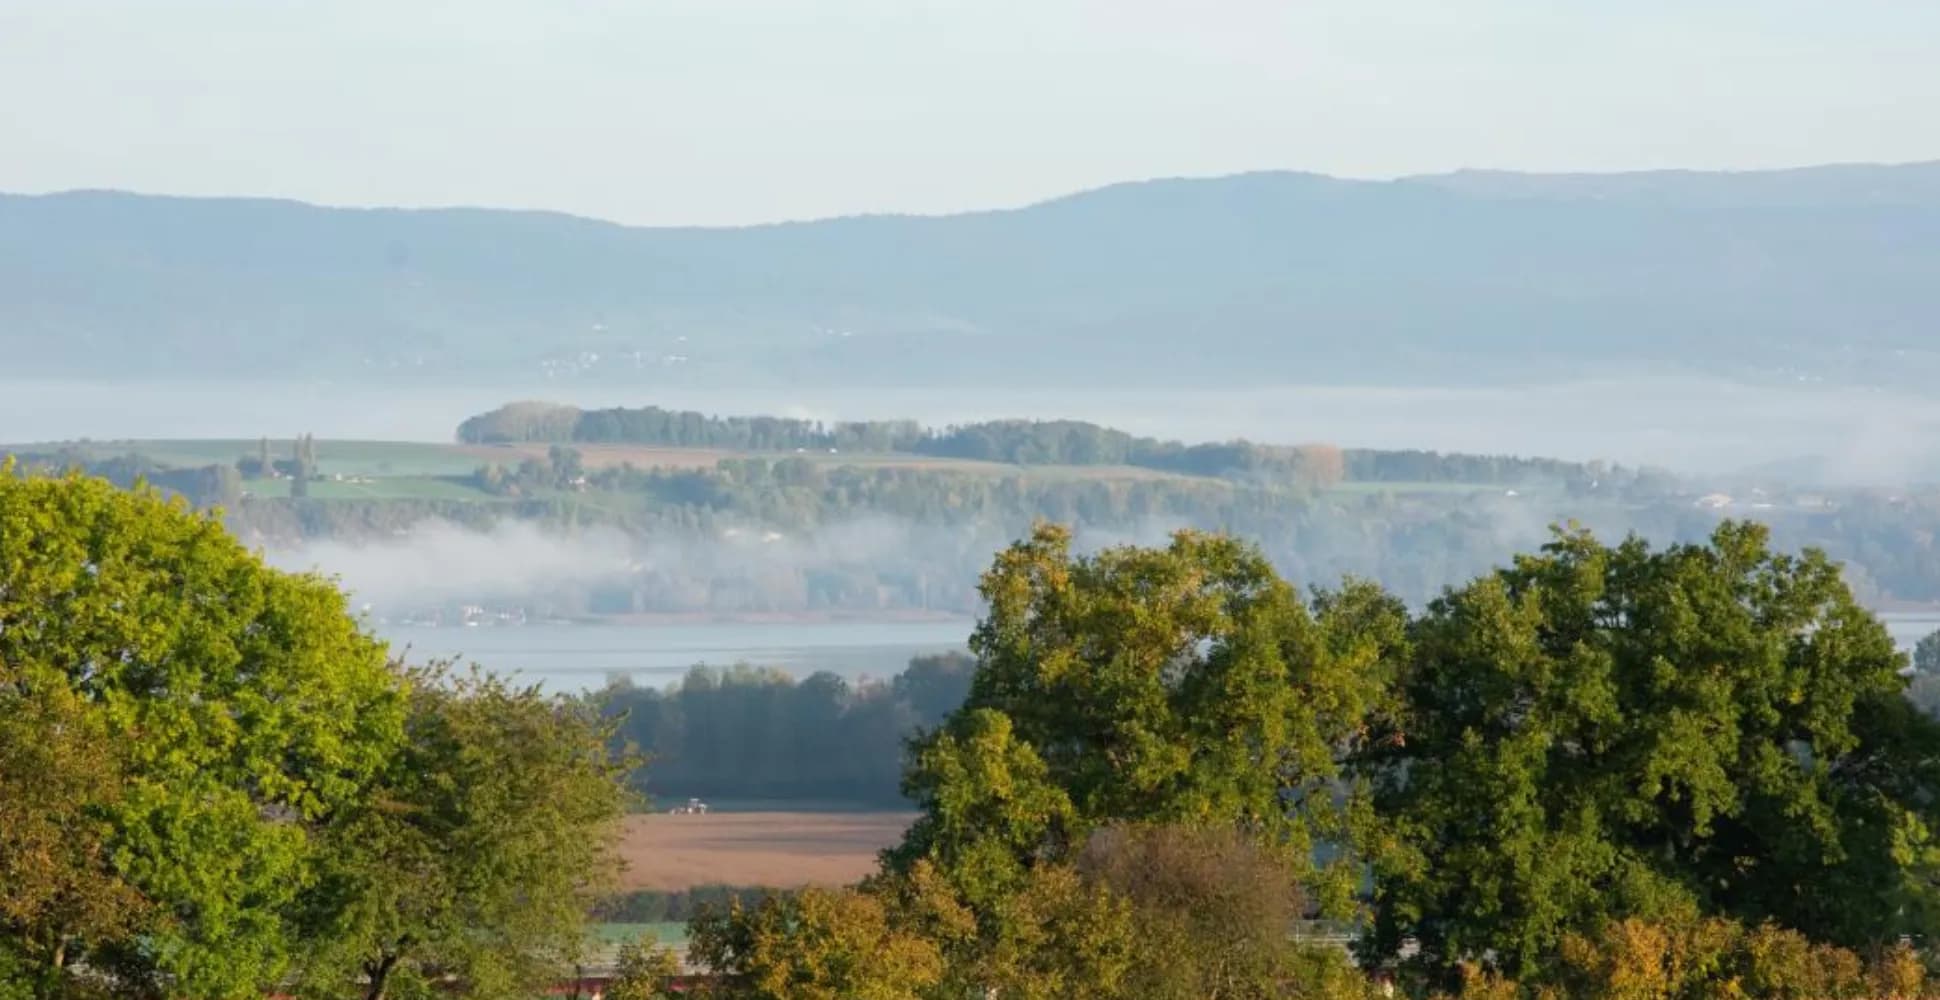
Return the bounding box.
[7,162,1940,388]
[456,401,1598,485]
[14,416,1940,616]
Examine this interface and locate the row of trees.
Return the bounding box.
[0,467,632,1000]
[664,521,1940,999]
[591,655,973,804]
[454,401,1633,487]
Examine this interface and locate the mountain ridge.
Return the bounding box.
[16,158,1940,225]
[5,161,1938,388]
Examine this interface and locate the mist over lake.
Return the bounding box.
[376,619,972,693]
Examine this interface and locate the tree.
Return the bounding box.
[867,525,1405,997]
[1076,822,1325,1000]
[887,708,1079,911]
[1425,914,1940,1000]
[294,667,632,1000]
[548,445,586,489]
[599,934,682,1000]
[1363,522,1940,984]
[1916,628,1940,675]
[952,523,1404,913]
[0,663,150,1000]
[687,888,945,1000]
[0,466,405,998]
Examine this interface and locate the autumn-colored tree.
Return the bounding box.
[1431,914,1940,1000]
[0,663,149,1000]
[1077,822,1326,1000]
[687,888,944,1000]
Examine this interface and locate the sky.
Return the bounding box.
[2,0,1937,226]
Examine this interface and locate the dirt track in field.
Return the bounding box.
[614,811,915,891]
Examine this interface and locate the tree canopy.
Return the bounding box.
[1361,522,1940,983]
[293,667,632,1000]
[0,467,406,998]
[686,520,1940,999]
[0,467,632,1000]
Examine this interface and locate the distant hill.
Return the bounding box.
[4,162,1939,389]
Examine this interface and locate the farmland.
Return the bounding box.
[612,810,915,893]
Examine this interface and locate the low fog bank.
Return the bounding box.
[264,520,638,611]
[256,503,1717,623]
[12,376,1940,485]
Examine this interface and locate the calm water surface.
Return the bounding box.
[376,619,973,692]
[380,614,1940,695]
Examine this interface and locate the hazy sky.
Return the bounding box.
[3,0,1937,225]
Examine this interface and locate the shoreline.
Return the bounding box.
[381,610,978,629]
[595,609,974,627]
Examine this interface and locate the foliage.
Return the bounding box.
[1917,628,1940,675]
[455,402,1608,489]
[0,467,405,999]
[1363,522,1940,983]
[293,667,632,1000]
[853,525,1410,997]
[602,933,683,1000]
[0,663,150,1000]
[1076,822,1314,999]
[687,888,945,1000]
[592,655,973,805]
[592,887,792,926]
[886,708,1081,912]
[1428,914,1940,999]
[947,522,1404,914]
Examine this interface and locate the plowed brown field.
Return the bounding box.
[614,811,915,891]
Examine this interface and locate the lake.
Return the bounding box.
[376,619,974,692]
[380,613,1940,694]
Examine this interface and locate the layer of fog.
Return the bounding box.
[11,375,1940,485]
[265,520,638,611]
[263,514,1203,619]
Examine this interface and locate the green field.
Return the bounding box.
[15,439,483,477]
[591,922,688,948]
[242,474,491,501]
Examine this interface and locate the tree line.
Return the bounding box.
[591,654,975,805]
[455,401,1635,487]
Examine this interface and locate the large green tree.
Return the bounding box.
[293,668,632,1000]
[863,524,1401,998]
[1362,522,1940,983]
[945,523,1404,912]
[0,467,405,998]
